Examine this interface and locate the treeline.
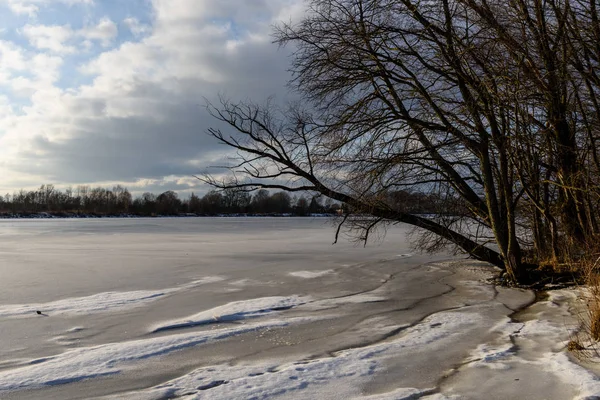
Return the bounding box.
[0,185,441,217]
[0,185,338,217]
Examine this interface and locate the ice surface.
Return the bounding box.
[466,342,516,370]
[178,276,227,289]
[289,270,334,279]
[3,219,600,400]
[109,310,483,399]
[0,290,172,318]
[0,276,225,318]
[299,293,388,311]
[149,296,309,333]
[0,319,298,392]
[543,352,600,400]
[443,288,600,399]
[358,388,436,399]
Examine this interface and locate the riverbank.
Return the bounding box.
[1,259,595,400]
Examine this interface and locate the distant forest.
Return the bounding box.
[0,184,441,218]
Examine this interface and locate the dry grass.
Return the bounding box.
[567,251,600,359]
[588,274,600,342]
[567,339,585,352]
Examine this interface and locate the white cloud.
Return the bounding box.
[19,17,118,54]
[79,17,117,47]
[0,40,62,97]
[8,2,37,16]
[2,0,93,17]
[21,24,75,54]
[0,0,306,194]
[31,52,63,82]
[123,17,150,38]
[0,40,27,72]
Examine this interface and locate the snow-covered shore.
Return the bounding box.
[1,260,596,400]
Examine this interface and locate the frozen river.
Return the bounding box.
[0,218,596,399]
[0,217,416,305]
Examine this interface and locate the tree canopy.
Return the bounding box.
[205,0,600,284]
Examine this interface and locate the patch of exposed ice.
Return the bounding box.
[354,387,436,399]
[487,317,523,336]
[300,293,388,311]
[489,313,571,345]
[0,291,172,318]
[289,270,334,279]
[229,278,256,286]
[0,359,30,369]
[0,276,226,318]
[519,318,568,338]
[178,276,227,289]
[459,279,495,295]
[150,296,309,333]
[547,289,581,303]
[227,278,278,287]
[356,390,460,400]
[421,395,462,400]
[467,343,516,370]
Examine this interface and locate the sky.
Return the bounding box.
[0,0,306,196]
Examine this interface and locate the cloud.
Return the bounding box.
[21,24,75,53]
[2,0,93,17]
[123,17,150,38]
[7,2,37,16]
[79,17,117,47]
[0,0,305,194]
[0,40,63,97]
[20,17,118,54]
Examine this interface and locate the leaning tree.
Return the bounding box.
[203,0,600,284]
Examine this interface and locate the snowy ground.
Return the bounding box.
[0,218,598,399]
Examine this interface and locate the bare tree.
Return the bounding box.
[204,0,600,284]
[205,98,504,271]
